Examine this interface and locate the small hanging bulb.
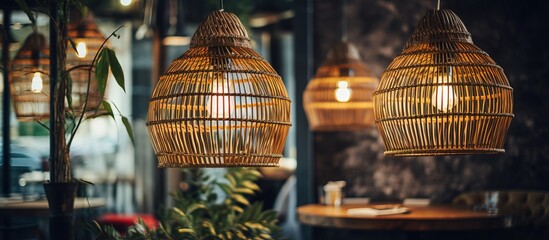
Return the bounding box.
[76,41,88,58]
[431,67,458,112]
[120,0,132,7]
[208,80,234,118]
[335,81,352,102]
[31,72,43,93]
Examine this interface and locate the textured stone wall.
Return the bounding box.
[313,0,549,204]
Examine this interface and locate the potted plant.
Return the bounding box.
[13,0,132,239]
[87,168,282,240]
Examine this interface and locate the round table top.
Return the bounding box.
[297,204,514,231]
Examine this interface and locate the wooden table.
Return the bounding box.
[0,198,106,216]
[298,204,514,231]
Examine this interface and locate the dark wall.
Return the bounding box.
[313,0,549,204]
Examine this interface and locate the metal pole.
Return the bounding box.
[294,0,314,239]
[2,8,12,197]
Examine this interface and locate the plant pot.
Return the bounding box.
[43,182,78,240]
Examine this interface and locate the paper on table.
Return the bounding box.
[347,207,410,216]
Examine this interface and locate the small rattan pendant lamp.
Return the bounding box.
[373,2,514,156]
[10,32,50,121]
[67,10,105,113]
[303,41,378,131]
[303,0,378,131]
[146,8,291,167]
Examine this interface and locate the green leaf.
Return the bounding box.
[121,116,135,146]
[106,48,125,92]
[218,183,233,195]
[202,221,216,235]
[259,233,272,239]
[226,174,237,187]
[95,49,109,97]
[172,207,186,218]
[76,179,94,185]
[247,169,262,178]
[241,181,260,191]
[234,188,255,195]
[232,194,250,206]
[259,210,278,222]
[14,0,36,27]
[236,224,247,232]
[187,203,207,215]
[244,222,268,232]
[231,205,243,213]
[101,100,115,121]
[177,228,195,234]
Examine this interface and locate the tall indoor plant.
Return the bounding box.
[15,0,132,239]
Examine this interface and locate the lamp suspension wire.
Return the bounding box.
[220,0,224,11]
[437,0,441,10]
[341,0,348,41]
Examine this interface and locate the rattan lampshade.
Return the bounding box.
[304,41,378,131]
[146,10,291,167]
[10,32,50,121]
[67,12,105,113]
[373,9,514,156]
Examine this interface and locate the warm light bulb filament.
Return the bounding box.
[120,0,132,6]
[76,41,87,58]
[31,72,43,93]
[431,69,458,112]
[209,82,234,118]
[335,81,352,102]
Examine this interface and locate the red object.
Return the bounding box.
[98,213,159,234]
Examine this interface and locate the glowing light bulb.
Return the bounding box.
[120,0,132,6]
[76,41,87,58]
[431,69,458,112]
[335,81,352,102]
[31,72,43,93]
[209,81,234,118]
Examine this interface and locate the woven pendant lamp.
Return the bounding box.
[67,12,105,113]
[146,10,291,167]
[373,8,514,156]
[303,41,378,131]
[10,32,50,121]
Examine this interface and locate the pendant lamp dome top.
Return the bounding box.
[315,40,372,78]
[407,9,472,46]
[373,8,514,156]
[190,10,251,48]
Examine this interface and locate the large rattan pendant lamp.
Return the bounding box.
[146,8,291,167]
[373,2,514,156]
[303,0,378,131]
[10,32,50,121]
[67,10,105,113]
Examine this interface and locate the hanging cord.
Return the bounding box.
[437,0,441,10]
[341,0,348,41]
[219,0,224,11]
